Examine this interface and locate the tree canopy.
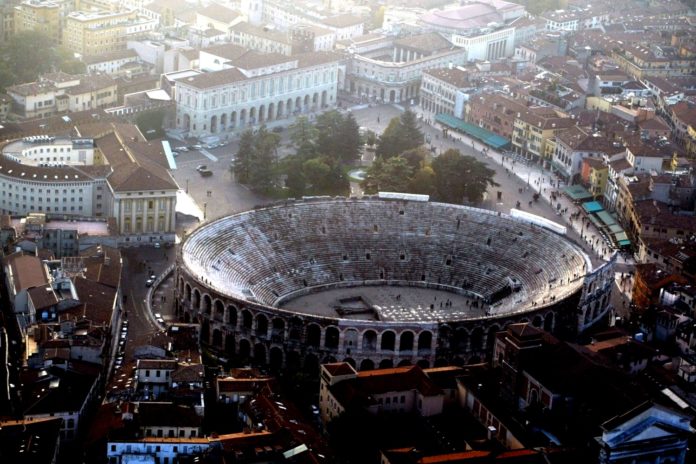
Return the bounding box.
[362,148,497,204]
[375,109,423,159]
[0,31,86,92]
[232,127,280,192]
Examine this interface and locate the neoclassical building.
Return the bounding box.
[173,48,344,138]
[0,123,178,245]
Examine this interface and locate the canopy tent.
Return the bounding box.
[435,113,510,149]
[582,201,604,214]
[596,210,617,227]
[563,185,593,201]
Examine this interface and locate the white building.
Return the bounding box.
[174,50,343,138]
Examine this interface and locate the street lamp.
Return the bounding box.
[186,178,189,194]
[203,202,207,220]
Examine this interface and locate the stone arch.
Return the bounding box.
[258,104,265,123]
[238,339,251,362]
[269,347,283,371]
[439,326,451,350]
[418,331,433,352]
[296,96,302,112]
[544,312,554,332]
[192,288,201,310]
[214,299,224,321]
[212,328,223,348]
[220,113,227,131]
[359,359,375,371]
[532,315,543,328]
[471,327,484,352]
[203,294,212,315]
[253,343,266,365]
[201,319,210,344]
[225,333,235,355]
[249,107,256,124]
[307,324,321,348]
[267,102,275,121]
[256,313,269,338]
[231,111,237,128]
[276,100,284,118]
[240,108,247,126]
[241,309,253,331]
[210,115,218,133]
[325,326,339,349]
[312,92,319,106]
[399,331,414,352]
[185,283,191,302]
[321,90,327,107]
[304,353,319,375]
[455,328,469,351]
[227,305,237,326]
[285,98,292,115]
[344,329,358,349]
[303,94,310,108]
[343,357,356,368]
[379,359,393,369]
[362,330,377,351]
[286,351,301,370]
[380,330,396,351]
[271,318,285,342]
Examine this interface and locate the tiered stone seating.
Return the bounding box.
[181,199,589,318]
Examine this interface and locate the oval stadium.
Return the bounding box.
[176,196,615,372]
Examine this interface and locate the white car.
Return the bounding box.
[176,146,189,152]
[154,313,162,319]
[153,242,161,249]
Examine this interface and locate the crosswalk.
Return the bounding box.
[199,148,218,162]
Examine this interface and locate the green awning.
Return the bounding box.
[613,231,629,242]
[583,201,604,213]
[435,113,510,149]
[596,210,617,227]
[618,239,632,247]
[564,185,593,201]
[589,215,604,229]
[608,224,624,234]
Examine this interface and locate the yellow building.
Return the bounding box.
[511,106,575,163]
[14,0,61,43]
[63,9,136,56]
[582,157,608,199]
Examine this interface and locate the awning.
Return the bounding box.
[596,210,617,227]
[608,224,624,234]
[582,201,604,213]
[435,113,510,149]
[564,185,593,201]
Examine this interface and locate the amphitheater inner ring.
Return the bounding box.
[181,198,591,323]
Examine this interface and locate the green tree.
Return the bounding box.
[282,155,306,197]
[362,156,413,193]
[431,149,498,204]
[249,126,280,192]
[288,116,317,156]
[0,31,59,91]
[376,110,423,159]
[336,112,362,163]
[409,165,436,195]
[400,146,429,171]
[232,130,254,184]
[315,110,344,157]
[57,47,86,75]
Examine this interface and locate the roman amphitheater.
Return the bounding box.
[176,196,615,371]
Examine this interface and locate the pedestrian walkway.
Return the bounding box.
[198,148,219,162]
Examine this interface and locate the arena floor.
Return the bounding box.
[278,286,492,322]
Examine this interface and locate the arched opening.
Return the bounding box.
[307,324,321,347]
[238,339,251,362]
[312,92,318,107]
[185,283,191,302]
[277,100,284,118]
[416,359,430,369]
[397,359,412,367]
[182,114,191,131]
[230,111,237,128]
[256,314,269,338]
[418,331,432,352]
[532,315,543,328]
[344,329,358,353]
[212,329,223,348]
[267,102,274,121]
[470,327,484,352]
[225,333,235,356]
[544,313,554,332]
[227,305,237,326]
[200,319,210,344]
[253,343,266,365]
[304,353,319,375]
[400,331,414,352]
[379,359,393,369]
[249,107,256,125]
[381,331,396,351]
[269,347,283,371]
[343,357,356,368]
[240,109,247,126]
[286,351,301,370]
[303,94,310,108]
[321,90,327,107]
[203,294,212,315]
[439,326,451,350]
[183,311,191,323]
[389,90,396,102]
[220,113,227,131]
[362,330,377,350]
[192,289,200,310]
[214,300,224,321]
[210,115,218,133]
[258,105,265,123]
[241,310,253,330]
[271,318,285,342]
[295,96,302,113]
[455,328,469,351]
[325,326,339,349]
[359,359,375,371]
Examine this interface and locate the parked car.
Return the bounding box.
[146,278,154,287]
[171,151,179,157]
[175,146,189,152]
[196,164,207,172]
[199,169,213,177]
[192,144,203,150]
